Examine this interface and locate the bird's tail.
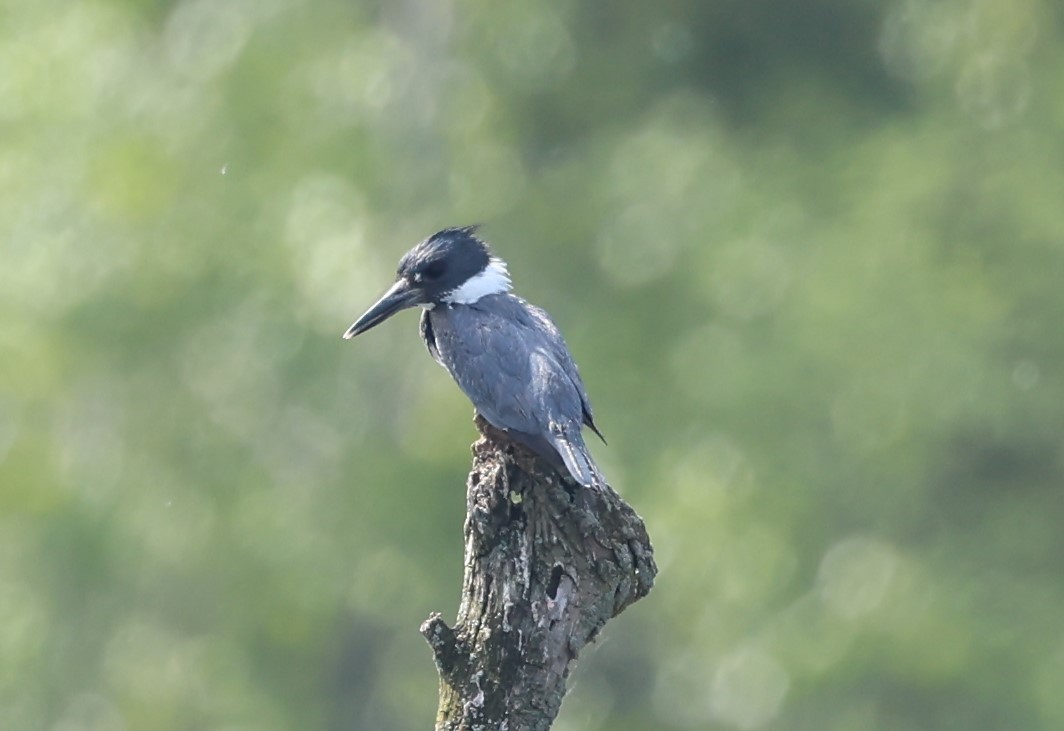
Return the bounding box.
[550,427,602,488]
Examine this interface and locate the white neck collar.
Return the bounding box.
[443,257,512,304]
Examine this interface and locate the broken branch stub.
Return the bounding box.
[420,418,656,731]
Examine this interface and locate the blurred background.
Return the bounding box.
[2,0,1063,729]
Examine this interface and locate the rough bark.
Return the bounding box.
[420,416,657,731]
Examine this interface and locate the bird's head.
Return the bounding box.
[343,225,512,339]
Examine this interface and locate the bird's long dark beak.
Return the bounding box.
[342,279,420,339]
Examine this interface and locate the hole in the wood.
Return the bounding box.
[547,564,564,600]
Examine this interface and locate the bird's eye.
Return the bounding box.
[422,261,447,281]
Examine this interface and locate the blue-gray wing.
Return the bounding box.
[519,300,606,443]
[429,296,600,485]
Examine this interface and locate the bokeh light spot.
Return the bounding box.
[710,646,790,729]
[305,31,415,125]
[103,619,203,706]
[652,651,716,727]
[955,52,1031,129]
[768,594,856,676]
[652,23,694,65]
[52,380,127,507]
[879,0,964,82]
[163,0,254,82]
[817,536,899,620]
[51,692,126,731]
[493,7,574,90]
[284,173,371,329]
[595,204,680,287]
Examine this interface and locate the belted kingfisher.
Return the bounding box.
[343,226,606,487]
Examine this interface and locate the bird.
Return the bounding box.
[343,225,606,487]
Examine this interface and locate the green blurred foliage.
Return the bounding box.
[2,0,1063,728]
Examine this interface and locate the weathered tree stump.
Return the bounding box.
[420,416,656,731]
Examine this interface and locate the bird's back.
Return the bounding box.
[422,294,601,485]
